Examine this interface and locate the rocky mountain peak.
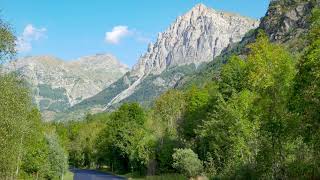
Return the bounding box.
[188,3,209,15]
[108,4,259,106]
[72,53,128,70]
[130,4,259,78]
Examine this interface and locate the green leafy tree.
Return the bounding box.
[181,86,210,140]
[96,103,154,174]
[291,8,320,176]
[21,109,50,179]
[219,55,247,98]
[0,19,16,63]
[154,90,185,137]
[245,32,296,179]
[46,134,68,180]
[0,74,31,178]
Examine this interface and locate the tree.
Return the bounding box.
[219,55,247,99]
[0,16,21,179]
[46,134,68,180]
[181,86,210,140]
[172,148,203,178]
[291,8,320,176]
[0,18,16,63]
[96,103,154,174]
[0,74,31,178]
[153,90,185,137]
[21,109,50,179]
[245,31,296,178]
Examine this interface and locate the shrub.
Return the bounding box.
[172,148,203,178]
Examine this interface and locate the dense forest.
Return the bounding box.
[0,4,320,180]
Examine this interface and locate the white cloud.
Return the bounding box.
[105,25,131,44]
[16,24,47,52]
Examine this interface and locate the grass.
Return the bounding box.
[93,167,187,180]
[64,170,74,180]
[124,173,187,180]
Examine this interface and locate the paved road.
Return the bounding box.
[71,169,126,180]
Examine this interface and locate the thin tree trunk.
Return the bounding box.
[61,171,64,180]
[15,135,24,178]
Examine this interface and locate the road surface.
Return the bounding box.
[71,169,126,180]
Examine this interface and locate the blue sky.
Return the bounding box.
[1,0,270,67]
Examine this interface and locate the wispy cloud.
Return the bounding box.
[133,30,152,44]
[105,25,151,45]
[105,26,131,44]
[16,24,47,52]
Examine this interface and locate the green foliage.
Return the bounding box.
[0,19,16,62]
[46,134,68,179]
[21,109,50,178]
[95,103,155,174]
[153,90,185,136]
[172,148,203,178]
[53,113,108,168]
[0,74,69,179]
[291,8,320,176]
[0,74,31,178]
[181,85,210,140]
[219,55,247,98]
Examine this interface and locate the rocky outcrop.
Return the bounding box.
[4,54,129,118]
[260,0,315,43]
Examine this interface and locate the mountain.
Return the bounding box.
[4,54,129,120]
[62,4,259,120]
[177,0,319,89]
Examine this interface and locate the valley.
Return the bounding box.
[0,0,320,179]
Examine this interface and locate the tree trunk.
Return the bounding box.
[15,136,24,178]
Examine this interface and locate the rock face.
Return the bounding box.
[106,4,259,107]
[132,4,258,76]
[4,54,129,119]
[260,0,315,43]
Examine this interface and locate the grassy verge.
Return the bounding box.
[124,173,186,180]
[96,168,187,180]
[64,170,74,180]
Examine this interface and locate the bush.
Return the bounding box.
[172,148,203,178]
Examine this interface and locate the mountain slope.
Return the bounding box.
[4,54,129,120]
[177,0,319,89]
[63,4,259,120]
